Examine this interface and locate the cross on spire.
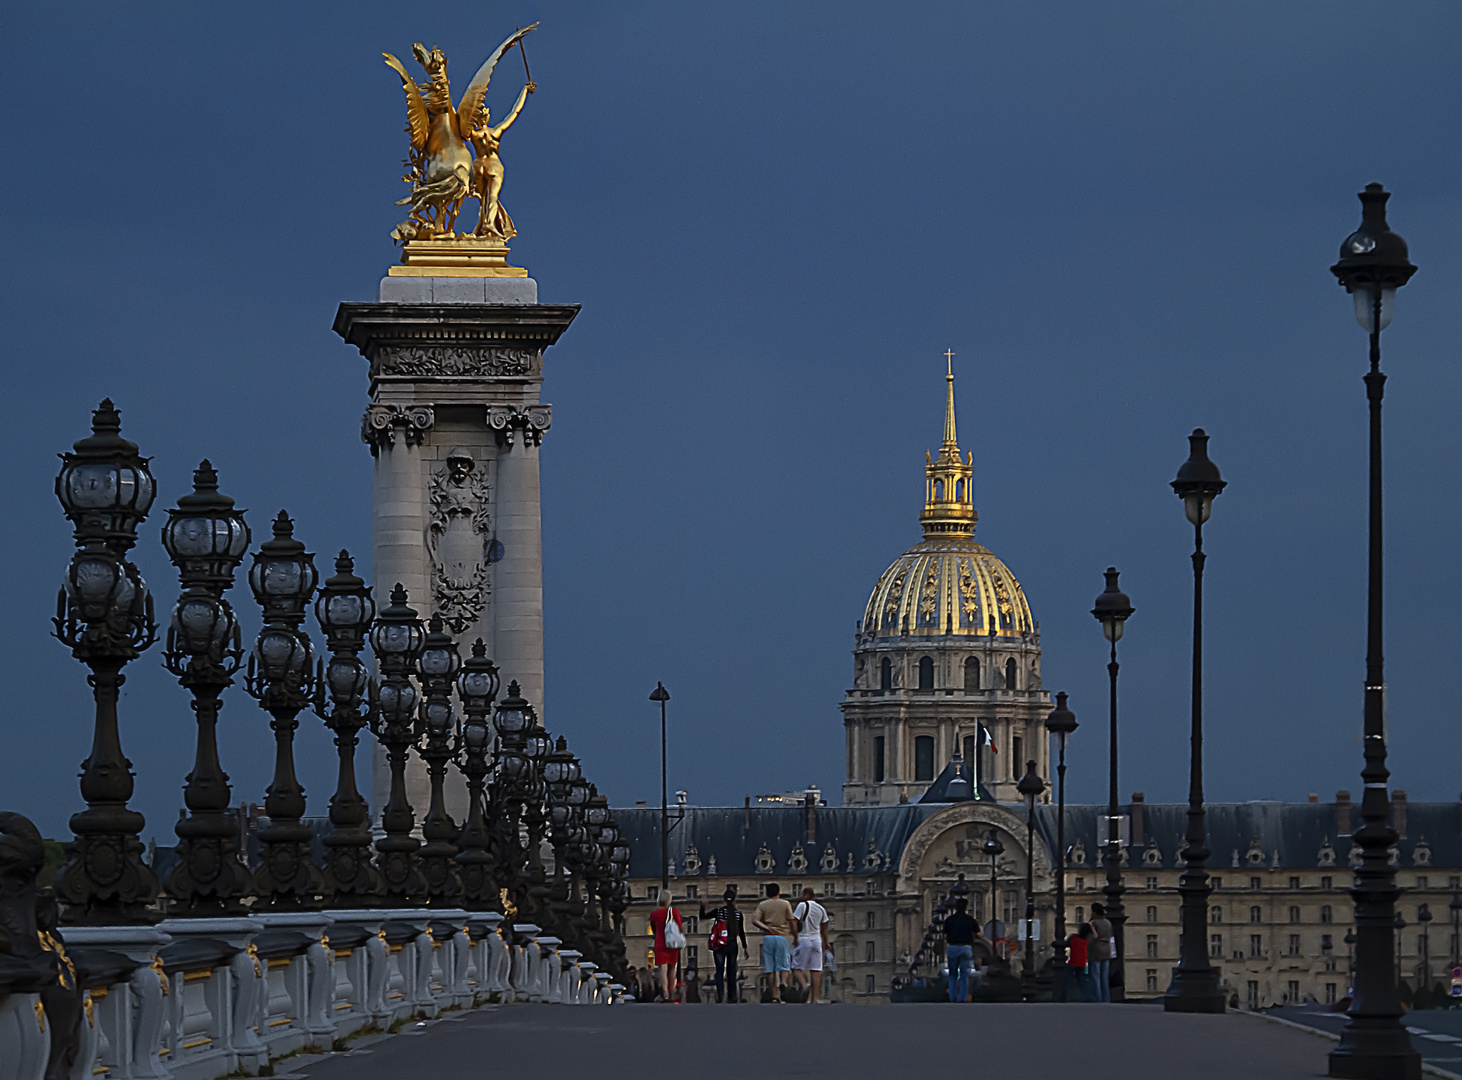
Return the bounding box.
[944,347,955,375]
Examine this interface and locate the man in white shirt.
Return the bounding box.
[792,887,830,1004]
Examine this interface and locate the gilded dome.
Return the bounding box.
[863,538,1034,639]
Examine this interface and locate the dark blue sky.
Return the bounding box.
[3,3,1459,840]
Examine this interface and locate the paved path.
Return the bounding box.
[1270,1005,1462,1079]
[282,1003,1356,1080]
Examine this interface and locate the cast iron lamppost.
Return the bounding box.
[543,736,582,937]
[650,682,671,895]
[1394,913,1406,995]
[983,827,1004,933]
[312,550,381,904]
[1417,905,1432,998]
[1017,758,1045,1000]
[594,807,622,957]
[1092,567,1134,1000]
[370,584,427,905]
[521,716,552,922]
[454,639,500,909]
[417,614,464,905]
[1328,182,1421,1080]
[1347,928,1357,988]
[52,400,159,924]
[1450,892,1461,968]
[1044,693,1077,974]
[245,511,324,909]
[491,681,533,915]
[1164,429,1227,1014]
[161,461,252,915]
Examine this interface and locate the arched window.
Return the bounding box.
[918,656,934,689]
[1005,658,1017,689]
[963,656,979,691]
[880,658,892,690]
[955,480,964,501]
[934,480,944,500]
[914,736,935,781]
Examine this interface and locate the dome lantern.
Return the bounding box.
[920,351,976,540]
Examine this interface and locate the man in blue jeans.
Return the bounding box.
[942,898,978,1002]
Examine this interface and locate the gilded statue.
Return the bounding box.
[384,25,537,244]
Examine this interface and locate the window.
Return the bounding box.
[918,656,934,690]
[1250,877,1262,890]
[1289,906,1300,924]
[1210,906,1223,924]
[1289,876,1301,889]
[1287,980,1300,1003]
[865,941,876,963]
[1416,876,1428,890]
[955,480,964,501]
[873,736,885,783]
[1074,907,1084,925]
[1250,906,1263,924]
[1011,737,1023,780]
[1146,876,1158,891]
[1320,905,1332,924]
[1211,877,1222,890]
[686,885,698,898]
[686,917,699,934]
[1002,891,1019,926]
[1147,906,1158,924]
[865,975,876,995]
[1210,934,1222,957]
[865,911,875,930]
[1247,981,1259,1009]
[1005,658,1017,689]
[934,479,944,500]
[1146,935,1158,959]
[1321,876,1332,890]
[1325,983,1337,1004]
[914,736,935,782]
[688,945,698,962]
[962,735,975,768]
[1288,934,1301,956]
[1450,876,1461,890]
[880,658,892,690]
[1146,970,1158,993]
[1249,934,1263,958]
[964,657,979,691]
[1321,934,1333,953]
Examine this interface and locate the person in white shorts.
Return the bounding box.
[792,886,830,1003]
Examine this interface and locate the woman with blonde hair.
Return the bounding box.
[649,888,685,1002]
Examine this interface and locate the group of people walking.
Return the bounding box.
[1061,901,1116,1002]
[640,882,833,1003]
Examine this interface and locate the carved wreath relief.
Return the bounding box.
[428,447,492,633]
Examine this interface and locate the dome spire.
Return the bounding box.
[921,353,976,539]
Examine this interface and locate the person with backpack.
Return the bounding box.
[942,897,978,1002]
[649,889,685,1002]
[700,885,749,1003]
[1062,921,1093,1002]
[792,886,830,1004]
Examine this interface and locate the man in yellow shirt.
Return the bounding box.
[752,883,796,1003]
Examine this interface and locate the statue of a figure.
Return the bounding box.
[384,25,537,243]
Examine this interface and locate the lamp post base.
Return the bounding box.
[1163,970,1225,1014]
[1329,1026,1422,1080]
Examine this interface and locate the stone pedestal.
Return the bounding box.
[335,280,578,820]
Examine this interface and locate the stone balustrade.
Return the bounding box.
[0,911,615,1080]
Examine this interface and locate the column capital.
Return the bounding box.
[487,404,552,448]
[362,403,435,455]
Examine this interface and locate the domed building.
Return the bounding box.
[842,364,1051,805]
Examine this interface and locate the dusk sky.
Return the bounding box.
[2,2,1459,840]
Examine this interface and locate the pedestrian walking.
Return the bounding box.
[792,886,830,1003]
[943,897,978,1002]
[649,888,685,1003]
[1088,902,1115,1003]
[701,885,749,1003]
[1062,921,1093,1002]
[752,882,796,1002]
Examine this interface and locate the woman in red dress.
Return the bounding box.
[649,889,683,1002]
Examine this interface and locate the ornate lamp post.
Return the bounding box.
[543,736,582,936]
[370,584,426,905]
[1016,759,1045,1000]
[454,639,500,909]
[520,716,552,921]
[312,551,380,904]
[1450,892,1461,968]
[491,681,533,914]
[416,614,463,905]
[1092,567,1134,1000]
[245,512,323,909]
[1328,183,1421,1080]
[1394,913,1406,995]
[582,788,612,958]
[160,461,252,914]
[1164,430,1227,1014]
[649,682,671,896]
[1417,905,1432,997]
[982,827,1004,933]
[1044,693,1077,973]
[52,400,159,924]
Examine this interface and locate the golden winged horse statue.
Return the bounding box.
[384,25,537,243]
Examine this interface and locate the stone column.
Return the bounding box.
[336,281,578,821]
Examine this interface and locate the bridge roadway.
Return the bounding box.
[274,1002,1365,1080]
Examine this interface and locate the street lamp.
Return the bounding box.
[1346,928,1357,989]
[370,583,426,904]
[51,400,159,924]
[982,827,1004,934]
[1165,429,1226,1014]
[1394,913,1406,996]
[161,461,251,915]
[1417,905,1432,998]
[491,680,535,916]
[1092,567,1134,1000]
[454,639,500,910]
[1017,758,1045,1000]
[313,550,381,904]
[245,511,323,909]
[1450,892,1461,968]
[650,682,671,895]
[417,614,463,905]
[1327,183,1421,1080]
[1044,692,1077,976]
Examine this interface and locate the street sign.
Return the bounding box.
[1017,918,1041,942]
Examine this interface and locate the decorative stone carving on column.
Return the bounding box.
[361,404,436,456]
[487,405,552,448]
[373,345,540,380]
[427,449,492,633]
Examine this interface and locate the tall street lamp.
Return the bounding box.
[161,461,251,915]
[1044,693,1077,974]
[982,827,1004,934]
[417,614,464,905]
[454,639,500,910]
[52,400,159,924]
[245,511,324,909]
[1164,429,1226,1013]
[1327,182,1421,1080]
[1417,905,1432,997]
[370,584,427,905]
[1017,758,1045,1000]
[1394,913,1406,995]
[1092,567,1134,1001]
[1450,892,1461,968]
[650,682,671,895]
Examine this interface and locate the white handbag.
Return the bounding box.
[663,909,687,949]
